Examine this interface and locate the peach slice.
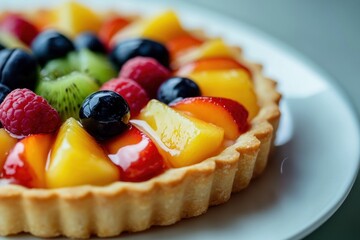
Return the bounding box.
[0,128,17,170]
[46,118,119,189]
[170,97,249,140]
[176,57,252,78]
[189,69,259,120]
[31,9,54,30]
[104,124,167,182]
[98,16,130,49]
[137,99,224,168]
[166,33,203,58]
[1,134,53,188]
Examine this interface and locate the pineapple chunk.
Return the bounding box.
[137,100,224,168]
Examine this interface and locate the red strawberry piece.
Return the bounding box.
[119,57,171,98]
[100,77,150,116]
[0,89,61,137]
[0,14,39,46]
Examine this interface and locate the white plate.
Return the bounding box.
[1,1,360,240]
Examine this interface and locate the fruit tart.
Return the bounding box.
[0,1,281,238]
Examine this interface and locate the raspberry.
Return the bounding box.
[0,89,61,137]
[119,57,171,98]
[101,77,149,116]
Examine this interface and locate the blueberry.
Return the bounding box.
[74,32,106,53]
[157,77,201,104]
[0,83,11,104]
[0,49,38,90]
[31,30,75,66]
[110,38,170,70]
[0,43,5,51]
[79,90,130,140]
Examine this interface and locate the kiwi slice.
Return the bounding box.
[36,71,99,121]
[40,57,74,80]
[70,49,117,85]
[36,49,115,121]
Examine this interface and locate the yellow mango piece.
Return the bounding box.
[197,39,235,58]
[51,1,102,37]
[137,100,224,168]
[181,39,235,63]
[189,69,259,120]
[0,129,17,169]
[111,10,185,44]
[141,10,185,43]
[46,118,119,189]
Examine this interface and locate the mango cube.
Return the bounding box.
[46,118,119,188]
[189,69,259,120]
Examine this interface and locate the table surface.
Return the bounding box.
[183,0,360,239]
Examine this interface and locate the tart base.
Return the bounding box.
[0,78,280,239]
[0,31,281,240]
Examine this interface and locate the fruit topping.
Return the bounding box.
[99,16,130,49]
[40,48,116,86]
[119,56,171,98]
[36,71,99,121]
[0,128,17,169]
[170,97,249,140]
[79,90,130,140]
[71,49,116,85]
[176,57,252,78]
[0,83,11,104]
[110,38,170,70]
[0,89,61,137]
[74,32,106,53]
[189,69,259,120]
[0,48,38,90]
[46,118,120,188]
[0,30,29,50]
[157,77,201,104]
[1,134,53,188]
[104,124,167,182]
[136,99,224,168]
[0,43,4,51]
[111,10,185,44]
[135,10,185,43]
[178,39,237,65]
[100,77,149,116]
[0,14,39,46]
[31,30,75,66]
[166,34,203,58]
[50,1,102,37]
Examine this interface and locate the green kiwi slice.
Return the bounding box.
[36,71,99,121]
[36,49,116,121]
[70,49,117,85]
[40,57,74,80]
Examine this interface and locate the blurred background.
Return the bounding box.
[182,0,360,238]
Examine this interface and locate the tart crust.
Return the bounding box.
[0,39,281,240]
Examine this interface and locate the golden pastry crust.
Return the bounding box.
[0,24,281,240]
